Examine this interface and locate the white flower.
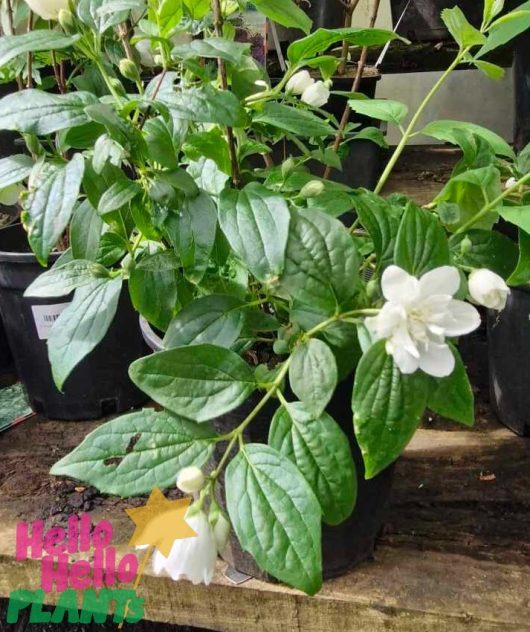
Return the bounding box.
[505,176,518,190]
[24,0,69,20]
[468,269,510,310]
[301,80,330,108]
[366,265,480,377]
[286,70,314,95]
[152,509,217,585]
[176,466,205,494]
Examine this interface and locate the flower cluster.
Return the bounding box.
[286,70,331,108]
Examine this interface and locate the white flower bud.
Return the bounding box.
[286,70,314,95]
[0,184,23,206]
[299,179,325,198]
[209,509,230,554]
[505,176,518,190]
[468,269,510,311]
[176,466,205,494]
[24,0,69,20]
[301,80,330,108]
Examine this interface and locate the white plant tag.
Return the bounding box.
[31,303,69,340]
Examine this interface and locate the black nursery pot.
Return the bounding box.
[0,224,149,420]
[140,318,395,580]
[488,287,530,436]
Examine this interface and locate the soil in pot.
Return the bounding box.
[140,318,395,580]
[0,224,149,420]
[488,287,530,436]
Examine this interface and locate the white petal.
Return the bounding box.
[389,340,420,374]
[381,266,419,305]
[418,342,455,377]
[439,299,481,336]
[419,266,461,298]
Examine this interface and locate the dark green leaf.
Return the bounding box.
[508,229,530,285]
[49,276,123,390]
[252,0,312,33]
[450,229,518,279]
[0,31,80,67]
[24,259,109,298]
[352,340,429,478]
[97,179,141,215]
[159,86,246,127]
[50,409,215,496]
[289,339,337,417]
[70,200,104,261]
[269,403,357,525]
[394,203,451,276]
[129,344,256,422]
[428,346,474,426]
[218,183,290,283]
[173,37,250,64]
[225,443,322,594]
[183,129,231,175]
[253,102,334,137]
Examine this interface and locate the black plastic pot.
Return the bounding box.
[488,288,530,436]
[513,21,530,151]
[140,317,395,579]
[0,224,148,420]
[304,0,345,30]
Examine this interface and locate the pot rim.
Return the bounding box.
[139,315,164,352]
[0,223,62,265]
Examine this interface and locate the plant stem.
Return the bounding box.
[453,171,530,235]
[26,12,33,89]
[337,0,361,75]
[323,0,381,180]
[373,47,469,195]
[211,0,240,188]
[5,0,23,90]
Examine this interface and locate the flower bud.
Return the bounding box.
[176,466,205,494]
[299,179,325,198]
[285,70,314,95]
[281,157,296,179]
[119,58,140,83]
[301,80,330,108]
[468,268,510,311]
[24,0,69,20]
[366,278,379,300]
[58,8,75,33]
[208,501,230,554]
[505,176,518,190]
[460,236,473,254]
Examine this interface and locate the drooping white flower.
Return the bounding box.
[468,269,510,310]
[286,70,314,95]
[176,466,205,494]
[152,509,217,585]
[301,80,330,108]
[365,265,480,377]
[24,0,69,20]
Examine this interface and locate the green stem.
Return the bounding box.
[374,48,470,195]
[453,171,530,235]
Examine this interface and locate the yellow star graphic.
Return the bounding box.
[125,487,197,557]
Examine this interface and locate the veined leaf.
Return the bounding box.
[477,3,530,58]
[0,155,33,189]
[441,6,486,48]
[421,120,514,158]
[450,229,518,279]
[253,102,334,137]
[97,179,141,215]
[0,30,80,67]
[252,0,312,34]
[24,259,109,298]
[347,98,408,125]
[173,37,250,64]
[159,86,246,127]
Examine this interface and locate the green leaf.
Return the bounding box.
[352,340,429,478]
[441,6,486,48]
[287,27,402,64]
[421,120,514,158]
[498,205,530,235]
[352,190,401,270]
[163,294,245,349]
[70,201,104,261]
[172,37,250,64]
[129,251,180,331]
[23,154,85,266]
[48,276,123,390]
[92,134,125,174]
[477,3,530,58]
[252,0,312,34]
[507,229,530,285]
[183,129,231,175]
[280,209,359,314]
[164,191,217,284]
[0,155,33,189]
[218,183,290,283]
[159,86,246,127]
[77,0,129,32]
[0,91,97,136]
[144,117,178,169]
[0,30,80,66]
[129,344,255,422]
[96,231,128,266]
[347,98,408,125]
[97,178,141,215]
[50,409,215,496]
[483,0,505,24]
[472,59,505,80]
[269,403,356,526]
[24,259,109,298]
[394,203,451,276]
[289,339,337,417]
[450,229,518,279]
[428,346,474,426]
[253,102,334,137]
[225,443,322,594]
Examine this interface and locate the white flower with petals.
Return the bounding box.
[365,265,480,377]
[468,269,509,310]
[286,70,314,95]
[152,509,217,585]
[301,80,330,108]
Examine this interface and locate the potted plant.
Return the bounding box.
[1,0,527,595]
